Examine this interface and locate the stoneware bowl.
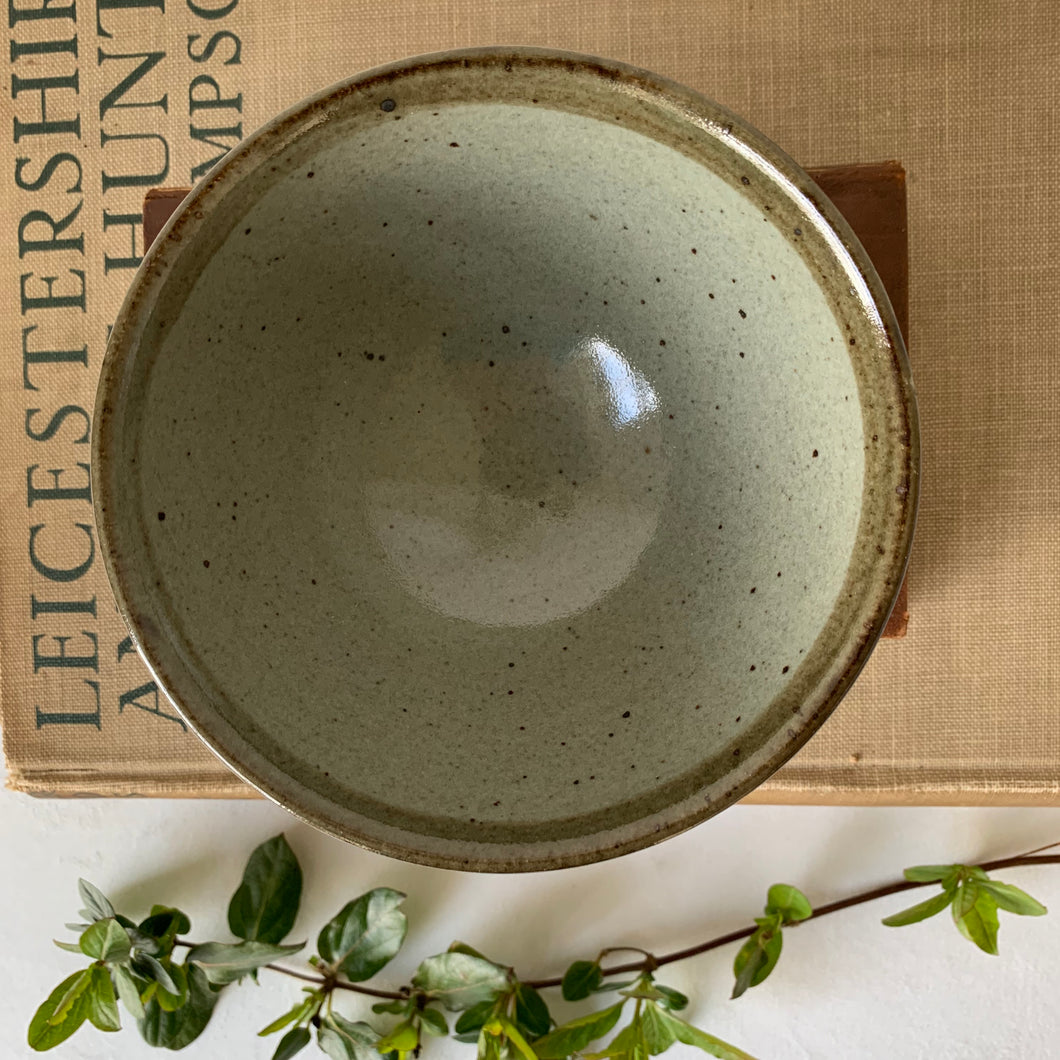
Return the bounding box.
[93,47,919,872]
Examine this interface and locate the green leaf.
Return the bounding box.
[653,984,688,1012]
[420,1007,450,1037]
[127,926,164,957]
[656,1011,758,1060]
[583,1020,640,1060]
[114,965,146,1021]
[78,879,116,922]
[259,1008,302,1038]
[153,961,189,1012]
[514,982,551,1038]
[228,833,303,945]
[479,1027,503,1060]
[903,865,958,884]
[133,952,181,995]
[618,978,669,1004]
[490,1016,539,1060]
[80,918,132,964]
[272,1025,312,1060]
[139,964,220,1050]
[86,964,122,1032]
[758,932,784,970]
[978,880,1048,916]
[412,951,511,1011]
[455,999,497,1036]
[532,1001,625,1058]
[371,999,412,1016]
[955,890,1000,955]
[449,940,491,960]
[375,1019,420,1053]
[766,884,812,922]
[476,1031,496,1060]
[953,881,980,919]
[53,940,84,954]
[731,930,782,999]
[52,969,94,1024]
[881,889,955,927]
[641,1003,677,1055]
[644,979,686,1013]
[139,906,192,954]
[260,995,318,1036]
[731,941,759,1002]
[317,1014,381,1060]
[760,933,783,980]
[562,959,603,1001]
[150,905,192,930]
[317,888,407,982]
[187,939,304,986]
[28,970,93,1051]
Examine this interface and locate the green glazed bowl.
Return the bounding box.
[93,48,918,871]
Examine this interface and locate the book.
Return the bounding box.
[3,2,1054,806]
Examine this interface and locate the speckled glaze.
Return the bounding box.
[93,48,919,872]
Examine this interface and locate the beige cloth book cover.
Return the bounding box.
[2,0,1056,804]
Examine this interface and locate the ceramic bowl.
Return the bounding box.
[93,48,918,871]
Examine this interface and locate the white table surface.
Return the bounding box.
[3,764,1060,1060]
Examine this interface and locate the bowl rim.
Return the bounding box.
[92,45,920,872]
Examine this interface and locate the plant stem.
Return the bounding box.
[265,965,405,999]
[522,850,1060,988]
[173,847,1060,998]
[170,940,407,999]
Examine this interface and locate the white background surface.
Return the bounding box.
[3,774,1060,1060]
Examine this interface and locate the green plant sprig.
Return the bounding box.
[519,842,1060,991]
[31,835,1058,1059]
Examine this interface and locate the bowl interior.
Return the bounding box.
[96,52,916,870]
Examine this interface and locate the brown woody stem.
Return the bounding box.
[522,849,1060,988]
[174,846,1060,998]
